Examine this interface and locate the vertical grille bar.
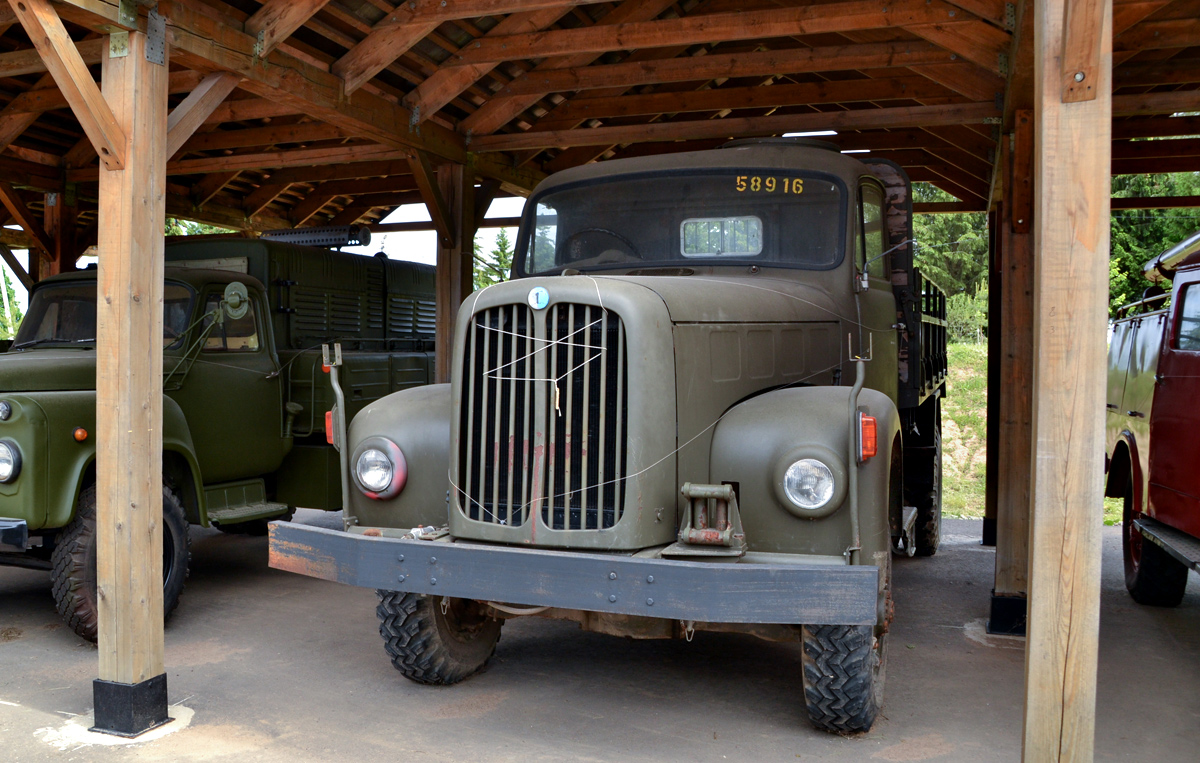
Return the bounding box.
[596,309,609,526]
[504,305,518,525]
[580,306,592,528]
[563,303,576,528]
[477,308,492,520]
[546,306,559,528]
[463,312,478,519]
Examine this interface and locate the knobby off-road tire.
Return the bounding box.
[50,484,191,642]
[376,591,502,684]
[1123,481,1187,607]
[915,421,942,557]
[801,624,887,734]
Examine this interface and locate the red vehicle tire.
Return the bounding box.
[1123,480,1187,607]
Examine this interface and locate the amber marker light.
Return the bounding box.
[73,427,88,442]
[859,414,877,461]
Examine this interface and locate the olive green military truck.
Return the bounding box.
[269,140,947,733]
[0,238,436,641]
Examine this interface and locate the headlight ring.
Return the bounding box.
[772,444,846,519]
[351,436,407,500]
[0,439,22,483]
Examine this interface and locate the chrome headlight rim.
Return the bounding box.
[0,439,21,484]
[351,436,407,500]
[772,444,846,519]
[0,400,11,421]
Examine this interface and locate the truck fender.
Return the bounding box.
[1104,432,1140,504]
[346,383,451,530]
[709,386,902,563]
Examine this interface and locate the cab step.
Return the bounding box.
[208,501,290,526]
[1134,516,1200,571]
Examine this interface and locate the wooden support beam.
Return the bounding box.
[912,200,987,212]
[203,97,304,126]
[459,0,678,136]
[406,5,572,121]
[68,143,409,181]
[0,73,56,153]
[0,36,105,78]
[904,18,1011,74]
[473,178,501,230]
[1061,0,1105,101]
[289,190,338,226]
[448,0,977,67]
[1022,0,1110,758]
[410,151,456,248]
[485,40,957,99]
[242,182,291,217]
[982,206,1000,547]
[435,163,474,383]
[189,170,238,206]
[166,72,242,157]
[1111,195,1200,209]
[179,121,347,154]
[94,27,170,728]
[0,180,54,257]
[909,62,1006,102]
[7,0,126,169]
[473,102,1000,151]
[243,0,332,58]
[376,215,521,233]
[1,68,204,118]
[43,188,79,276]
[0,242,34,289]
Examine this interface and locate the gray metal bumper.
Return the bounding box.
[0,517,27,552]
[269,522,879,625]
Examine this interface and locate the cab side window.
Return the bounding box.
[1177,283,1200,351]
[860,184,886,280]
[201,292,260,352]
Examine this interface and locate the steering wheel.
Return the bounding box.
[561,227,641,262]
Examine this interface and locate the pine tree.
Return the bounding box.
[473,227,516,289]
[0,267,22,339]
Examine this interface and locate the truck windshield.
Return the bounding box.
[519,171,844,275]
[12,282,195,349]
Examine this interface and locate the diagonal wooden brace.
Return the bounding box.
[7,0,126,169]
[165,71,241,157]
[409,150,456,248]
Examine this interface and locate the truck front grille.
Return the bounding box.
[458,302,628,532]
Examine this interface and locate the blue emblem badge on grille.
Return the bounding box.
[528,286,549,310]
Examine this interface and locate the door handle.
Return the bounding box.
[1106,403,1119,411]
[1126,410,1145,418]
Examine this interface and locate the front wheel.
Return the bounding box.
[1123,481,1187,607]
[50,483,191,642]
[376,591,502,684]
[801,624,887,733]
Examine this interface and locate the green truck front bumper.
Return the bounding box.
[268,522,880,626]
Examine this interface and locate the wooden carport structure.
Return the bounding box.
[0,0,1195,756]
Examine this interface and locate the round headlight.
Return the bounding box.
[783,459,835,511]
[356,449,393,493]
[0,441,20,483]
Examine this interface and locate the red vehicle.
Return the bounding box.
[1105,230,1200,606]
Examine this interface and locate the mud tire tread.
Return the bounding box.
[801,624,883,733]
[376,590,501,685]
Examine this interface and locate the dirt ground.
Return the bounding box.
[2,515,1198,762]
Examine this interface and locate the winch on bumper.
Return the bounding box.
[268,522,879,626]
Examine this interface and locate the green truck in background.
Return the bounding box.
[0,238,436,641]
[270,140,948,733]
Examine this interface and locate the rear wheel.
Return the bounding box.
[50,483,190,642]
[376,591,502,684]
[914,421,942,557]
[1123,481,1187,607]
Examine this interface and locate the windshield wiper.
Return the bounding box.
[11,338,64,350]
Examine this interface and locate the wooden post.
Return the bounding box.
[43,185,78,276]
[1022,0,1110,759]
[93,29,171,736]
[990,123,1035,636]
[982,206,1000,547]
[434,163,475,383]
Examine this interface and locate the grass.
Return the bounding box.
[942,342,988,518]
[940,340,1127,526]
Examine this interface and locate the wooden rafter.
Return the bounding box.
[243,0,333,58]
[166,72,242,157]
[7,0,126,169]
[180,122,347,153]
[0,181,54,257]
[409,151,456,247]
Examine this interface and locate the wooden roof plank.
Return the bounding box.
[244,0,334,58]
[180,122,349,153]
[0,179,53,256]
[446,0,974,67]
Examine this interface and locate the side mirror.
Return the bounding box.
[222,282,250,320]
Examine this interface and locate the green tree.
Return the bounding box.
[0,267,22,339]
[164,218,231,236]
[911,183,990,298]
[473,227,516,290]
[1109,172,1200,316]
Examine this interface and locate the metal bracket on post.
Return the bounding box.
[998,52,1009,77]
[1004,2,1016,30]
[109,31,129,59]
[253,29,267,59]
[145,9,166,66]
[117,0,137,29]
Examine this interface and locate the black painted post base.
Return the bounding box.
[91,673,171,737]
[981,516,997,546]
[986,591,1027,636]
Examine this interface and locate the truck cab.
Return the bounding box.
[1106,229,1200,606]
[0,239,436,641]
[270,140,947,733]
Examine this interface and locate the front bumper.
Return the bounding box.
[268,522,879,625]
[0,517,28,552]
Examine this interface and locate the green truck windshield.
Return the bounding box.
[520,171,844,275]
[13,282,195,349]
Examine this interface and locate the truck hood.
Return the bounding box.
[0,349,96,392]
[596,274,844,323]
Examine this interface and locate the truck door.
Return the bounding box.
[1147,274,1200,536]
[170,286,286,485]
[858,182,899,401]
[1121,310,1165,512]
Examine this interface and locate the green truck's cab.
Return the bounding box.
[270,141,947,733]
[0,239,436,641]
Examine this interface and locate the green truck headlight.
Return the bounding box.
[0,440,21,483]
[783,459,834,511]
